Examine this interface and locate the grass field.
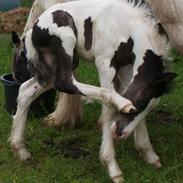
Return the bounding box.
[1,2,183,183]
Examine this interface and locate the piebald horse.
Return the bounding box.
[10,0,176,182]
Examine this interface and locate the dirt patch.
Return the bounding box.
[43,137,90,159]
[60,143,90,159]
[155,110,174,124]
[0,7,30,33]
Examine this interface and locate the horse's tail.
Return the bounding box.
[44,93,83,128]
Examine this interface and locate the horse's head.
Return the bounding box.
[12,31,30,83]
[112,50,177,139]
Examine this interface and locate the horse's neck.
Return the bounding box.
[147,0,183,23]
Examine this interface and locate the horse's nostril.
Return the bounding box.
[116,129,122,137]
[115,121,122,136]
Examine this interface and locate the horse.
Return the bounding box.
[147,0,183,55]
[12,0,183,129]
[10,0,176,182]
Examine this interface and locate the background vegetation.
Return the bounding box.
[0,1,183,182]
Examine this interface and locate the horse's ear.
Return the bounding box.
[12,31,21,48]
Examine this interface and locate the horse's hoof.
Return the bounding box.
[43,115,57,127]
[18,150,31,161]
[122,104,136,114]
[154,160,162,169]
[112,175,124,183]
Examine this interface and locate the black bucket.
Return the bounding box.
[0,73,56,116]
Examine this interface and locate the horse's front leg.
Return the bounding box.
[10,78,52,161]
[95,59,124,182]
[100,106,124,183]
[134,119,161,168]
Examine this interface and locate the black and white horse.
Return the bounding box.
[12,0,92,130]
[10,0,176,182]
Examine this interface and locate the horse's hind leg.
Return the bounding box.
[44,92,83,128]
[10,78,52,161]
[44,42,83,129]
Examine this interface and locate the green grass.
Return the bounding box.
[1,23,183,183]
[20,0,33,8]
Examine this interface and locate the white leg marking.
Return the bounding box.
[10,78,52,160]
[73,74,135,113]
[95,60,124,182]
[134,119,161,168]
[100,107,124,183]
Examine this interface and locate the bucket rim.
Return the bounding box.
[0,73,21,86]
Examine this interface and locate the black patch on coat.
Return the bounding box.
[110,37,136,91]
[30,24,55,85]
[115,50,176,136]
[73,49,80,70]
[111,37,135,71]
[52,10,77,37]
[84,17,93,51]
[128,0,145,6]
[30,23,83,95]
